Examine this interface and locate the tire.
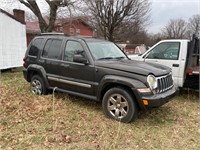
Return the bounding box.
[102,87,138,123]
[30,75,47,95]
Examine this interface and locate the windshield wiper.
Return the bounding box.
[98,56,126,60]
[115,56,126,60]
[98,57,114,60]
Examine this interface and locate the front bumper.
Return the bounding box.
[141,86,177,109]
[133,86,177,110]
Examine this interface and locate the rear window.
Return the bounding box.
[28,38,43,56]
[42,39,62,59]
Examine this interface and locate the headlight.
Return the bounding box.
[147,75,157,90]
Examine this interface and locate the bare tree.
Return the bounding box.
[25,11,37,21]
[115,19,149,43]
[188,14,200,36]
[18,0,75,32]
[162,19,187,39]
[83,0,151,42]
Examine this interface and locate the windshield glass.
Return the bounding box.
[87,41,127,60]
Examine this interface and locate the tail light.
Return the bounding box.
[186,69,192,75]
[23,56,26,67]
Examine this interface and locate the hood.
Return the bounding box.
[95,59,171,76]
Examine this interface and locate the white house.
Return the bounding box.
[0,9,27,70]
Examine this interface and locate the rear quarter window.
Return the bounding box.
[28,38,43,57]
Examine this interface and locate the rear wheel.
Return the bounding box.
[102,87,138,123]
[30,75,47,95]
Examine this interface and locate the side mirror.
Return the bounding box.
[73,55,88,64]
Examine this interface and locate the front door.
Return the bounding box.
[59,40,95,96]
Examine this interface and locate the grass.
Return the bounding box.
[0,68,199,150]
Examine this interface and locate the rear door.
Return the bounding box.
[41,38,63,87]
[143,41,183,87]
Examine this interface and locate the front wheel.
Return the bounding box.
[30,75,47,95]
[102,87,138,123]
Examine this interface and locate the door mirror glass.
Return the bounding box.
[73,55,88,64]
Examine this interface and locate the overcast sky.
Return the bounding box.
[1,0,200,34]
[149,0,200,34]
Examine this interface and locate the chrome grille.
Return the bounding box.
[156,73,173,93]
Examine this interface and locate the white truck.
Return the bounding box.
[129,35,199,90]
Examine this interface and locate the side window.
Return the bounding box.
[146,42,180,60]
[42,39,62,59]
[28,38,43,56]
[64,41,84,62]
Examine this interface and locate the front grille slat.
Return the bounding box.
[156,73,173,94]
[166,76,169,88]
[164,78,166,90]
[161,78,164,92]
[158,79,161,93]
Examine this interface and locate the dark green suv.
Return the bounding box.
[23,33,176,123]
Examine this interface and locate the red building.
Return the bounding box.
[26,17,94,45]
[54,17,94,37]
[26,21,40,45]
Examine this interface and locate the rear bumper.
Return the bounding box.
[23,68,28,81]
[141,86,177,109]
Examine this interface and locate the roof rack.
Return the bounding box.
[40,32,69,36]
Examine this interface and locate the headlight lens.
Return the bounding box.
[147,75,157,90]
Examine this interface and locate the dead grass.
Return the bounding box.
[0,68,199,150]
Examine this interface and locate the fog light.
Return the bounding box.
[143,100,148,105]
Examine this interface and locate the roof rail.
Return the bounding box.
[40,32,69,36]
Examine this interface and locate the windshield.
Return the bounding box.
[87,41,127,60]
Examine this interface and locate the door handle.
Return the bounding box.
[172,64,179,67]
[38,59,45,63]
[61,63,69,68]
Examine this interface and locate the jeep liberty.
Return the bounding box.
[23,34,176,123]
